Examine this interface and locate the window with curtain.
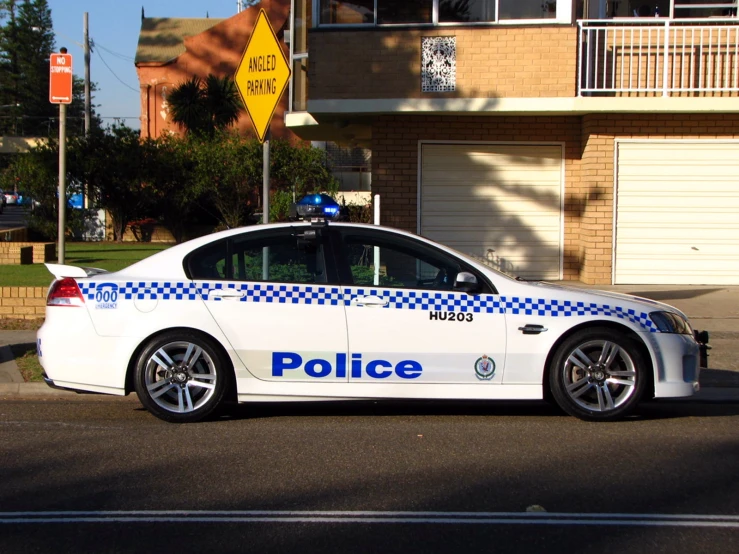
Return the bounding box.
[319,0,375,24]
[439,0,497,22]
[499,0,557,19]
[378,0,434,24]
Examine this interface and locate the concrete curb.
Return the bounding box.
[0,382,79,396]
[0,345,25,384]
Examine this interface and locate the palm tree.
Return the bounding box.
[167,74,243,135]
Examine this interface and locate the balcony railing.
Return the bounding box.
[578,19,739,96]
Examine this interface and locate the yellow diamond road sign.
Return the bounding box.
[235,9,291,143]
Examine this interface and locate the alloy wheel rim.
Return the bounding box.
[561,339,637,412]
[144,341,217,413]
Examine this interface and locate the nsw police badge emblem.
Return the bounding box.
[474,355,495,380]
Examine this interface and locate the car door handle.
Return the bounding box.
[209,290,245,299]
[352,296,389,307]
[518,324,548,335]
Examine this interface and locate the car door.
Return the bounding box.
[333,227,507,384]
[187,226,348,382]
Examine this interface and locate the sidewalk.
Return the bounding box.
[0,329,78,396]
[1,284,737,400]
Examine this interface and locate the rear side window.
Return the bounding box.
[185,229,333,284]
[186,239,228,280]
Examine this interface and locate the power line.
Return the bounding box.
[93,40,135,62]
[54,30,84,49]
[94,47,139,94]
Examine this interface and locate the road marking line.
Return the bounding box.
[1,511,739,527]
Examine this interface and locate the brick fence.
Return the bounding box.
[0,287,47,319]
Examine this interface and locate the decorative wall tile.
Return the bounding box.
[422,37,456,92]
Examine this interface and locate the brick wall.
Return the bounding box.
[0,246,32,265]
[309,26,578,100]
[10,242,55,263]
[0,287,47,319]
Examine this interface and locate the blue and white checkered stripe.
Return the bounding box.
[344,288,504,314]
[79,282,199,300]
[501,297,657,331]
[198,282,343,305]
[77,281,657,332]
[342,289,657,332]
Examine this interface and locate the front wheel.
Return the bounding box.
[134,332,229,423]
[549,328,649,421]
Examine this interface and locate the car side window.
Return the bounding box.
[337,230,463,291]
[186,229,330,284]
[187,239,228,280]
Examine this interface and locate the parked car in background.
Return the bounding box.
[3,190,19,205]
[0,189,4,213]
[17,192,40,211]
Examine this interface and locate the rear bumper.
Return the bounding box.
[42,373,104,394]
[38,311,139,393]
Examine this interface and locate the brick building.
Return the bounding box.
[285,0,739,285]
[134,0,292,140]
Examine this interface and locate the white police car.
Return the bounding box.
[38,221,704,423]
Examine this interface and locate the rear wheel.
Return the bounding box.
[134,332,228,423]
[549,328,648,421]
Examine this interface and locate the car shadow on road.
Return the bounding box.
[700,368,739,386]
[214,399,566,421]
[211,397,739,423]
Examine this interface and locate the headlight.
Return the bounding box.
[649,311,694,335]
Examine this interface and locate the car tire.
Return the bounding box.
[548,327,648,421]
[134,331,229,423]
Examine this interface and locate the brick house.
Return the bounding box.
[134,0,370,204]
[285,0,739,285]
[134,1,292,140]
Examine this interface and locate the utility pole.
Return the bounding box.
[83,13,91,212]
[84,13,91,135]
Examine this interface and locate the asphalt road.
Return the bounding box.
[0,397,738,553]
[0,204,28,230]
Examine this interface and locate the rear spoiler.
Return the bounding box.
[45,263,109,279]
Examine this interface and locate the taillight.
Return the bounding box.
[47,277,85,307]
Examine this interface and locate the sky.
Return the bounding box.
[48,1,245,129]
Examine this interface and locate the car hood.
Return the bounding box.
[526,281,690,320]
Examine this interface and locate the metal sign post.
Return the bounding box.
[234,10,290,280]
[262,129,270,280]
[50,49,73,264]
[58,103,67,264]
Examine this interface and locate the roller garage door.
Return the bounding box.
[615,141,739,285]
[420,143,563,280]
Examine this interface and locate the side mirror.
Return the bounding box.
[453,271,480,293]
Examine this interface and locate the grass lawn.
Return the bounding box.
[10,344,44,382]
[0,242,171,287]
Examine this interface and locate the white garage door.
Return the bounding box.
[615,141,739,285]
[420,143,563,280]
